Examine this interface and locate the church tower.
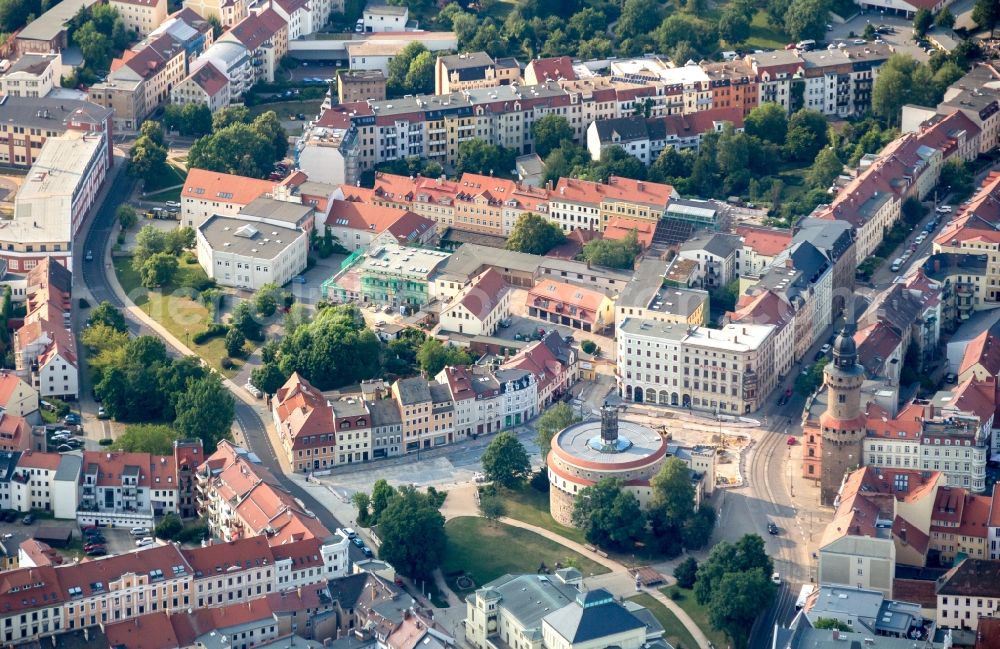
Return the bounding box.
[819,314,866,505]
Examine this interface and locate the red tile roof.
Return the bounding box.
[56,544,188,599]
[187,61,228,98]
[528,279,607,326]
[225,9,286,50]
[273,372,334,443]
[449,268,507,321]
[0,371,30,411]
[81,450,177,489]
[180,536,274,577]
[16,451,62,471]
[0,566,63,616]
[104,611,184,649]
[325,198,412,233]
[183,168,273,206]
[526,56,576,83]
[959,325,1000,377]
[958,494,992,538]
[552,176,675,209]
[736,225,792,258]
[728,289,793,328]
[604,216,655,248]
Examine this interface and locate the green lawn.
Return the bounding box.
[746,10,791,51]
[502,486,588,545]
[628,593,700,649]
[114,254,249,376]
[144,163,187,194]
[144,186,183,203]
[661,585,729,649]
[443,517,609,592]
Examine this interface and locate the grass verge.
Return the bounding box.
[628,593,700,649]
[113,254,248,376]
[144,163,187,194]
[661,585,729,649]
[746,11,791,51]
[502,486,588,545]
[443,517,608,592]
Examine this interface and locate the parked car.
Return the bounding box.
[21,514,34,525]
[361,547,373,557]
[819,343,832,356]
[936,205,952,213]
[85,250,93,262]
[63,414,81,425]
[343,528,357,539]
[83,543,104,552]
[771,572,781,585]
[291,275,306,284]
[352,537,365,548]
[86,547,107,556]
[165,201,180,209]
[136,537,154,547]
[97,407,108,419]
[945,372,957,384]
[56,444,73,452]
[767,521,779,535]
[130,527,148,536]
[787,436,796,446]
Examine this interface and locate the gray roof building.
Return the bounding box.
[542,588,646,644]
[0,95,113,130]
[368,399,402,428]
[679,231,741,259]
[793,218,854,264]
[240,197,313,229]
[54,454,82,482]
[0,451,22,483]
[394,377,431,405]
[17,0,99,43]
[198,215,305,261]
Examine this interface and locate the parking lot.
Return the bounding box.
[829,13,933,61]
[0,514,149,559]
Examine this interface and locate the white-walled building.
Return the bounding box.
[0,52,60,98]
[617,319,777,413]
[438,268,510,337]
[170,60,231,112]
[196,215,307,290]
[110,0,169,36]
[362,3,407,32]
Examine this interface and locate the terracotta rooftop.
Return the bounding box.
[183,168,274,206]
[552,176,674,209]
[736,225,793,258]
[604,216,655,248]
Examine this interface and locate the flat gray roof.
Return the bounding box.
[241,197,313,226]
[0,95,112,129]
[198,215,304,260]
[18,0,100,42]
[555,419,665,467]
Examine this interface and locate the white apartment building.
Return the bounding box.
[438,268,510,337]
[170,60,231,113]
[35,342,78,400]
[0,52,60,98]
[362,4,407,32]
[936,558,1000,633]
[617,319,776,414]
[0,130,108,271]
[196,215,308,290]
[78,451,179,527]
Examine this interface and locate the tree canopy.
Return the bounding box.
[481,432,531,488]
[531,115,574,158]
[387,42,434,95]
[535,402,581,451]
[188,110,288,178]
[112,424,183,455]
[376,486,447,579]
[583,230,642,270]
[571,478,646,548]
[507,212,566,255]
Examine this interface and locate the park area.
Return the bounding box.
[113,253,247,376]
[442,517,609,594]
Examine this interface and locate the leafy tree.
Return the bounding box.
[112,424,181,454]
[814,618,852,631]
[616,0,660,39]
[695,534,773,605]
[224,327,246,357]
[0,0,40,32]
[481,432,531,489]
[377,486,447,579]
[404,50,435,95]
[913,8,932,38]
[784,0,829,41]
[745,103,788,144]
[719,9,750,44]
[479,491,507,522]
[128,134,168,184]
[682,504,717,549]
[139,252,178,288]
[863,22,876,40]
[582,230,642,269]
[154,513,183,540]
[506,212,565,255]
[352,492,372,526]
[254,283,282,316]
[935,7,955,29]
[250,362,286,395]
[784,109,829,162]
[117,205,138,231]
[531,114,574,158]
[387,42,431,95]
[75,22,112,70]
[708,569,776,649]
[88,301,128,332]
[674,557,698,588]
[794,359,827,396]
[416,337,473,376]
[188,114,286,179]
[370,479,396,523]
[212,106,251,130]
[972,0,1000,31]
[174,375,235,452]
[535,402,580,451]
[940,157,974,201]
[591,147,646,182]
[649,147,694,183]
[455,139,516,176]
[164,103,213,137]
[807,147,843,189]
[571,478,646,548]
[651,458,696,523]
[230,301,264,342]
[654,13,718,57]
[902,196,925,226]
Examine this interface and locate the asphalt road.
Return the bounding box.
[78,162,364,561]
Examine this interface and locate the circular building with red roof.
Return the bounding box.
[547,406,668,525]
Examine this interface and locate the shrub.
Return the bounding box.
[98,438,114,446]
[191,323,229,345]
[530,467,550,492]
[185,256,198,265]
[192,278,216,292]
[78,298,90,309]
[220,357,235,370]
[581,340,597,354]
[177,521,209,544]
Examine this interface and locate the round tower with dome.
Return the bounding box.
[818,313,866,505]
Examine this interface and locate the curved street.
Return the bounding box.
[76,157,355,552]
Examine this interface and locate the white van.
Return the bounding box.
[890,258,903,272]
[796,40,816,51]
[796,584,816,609]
